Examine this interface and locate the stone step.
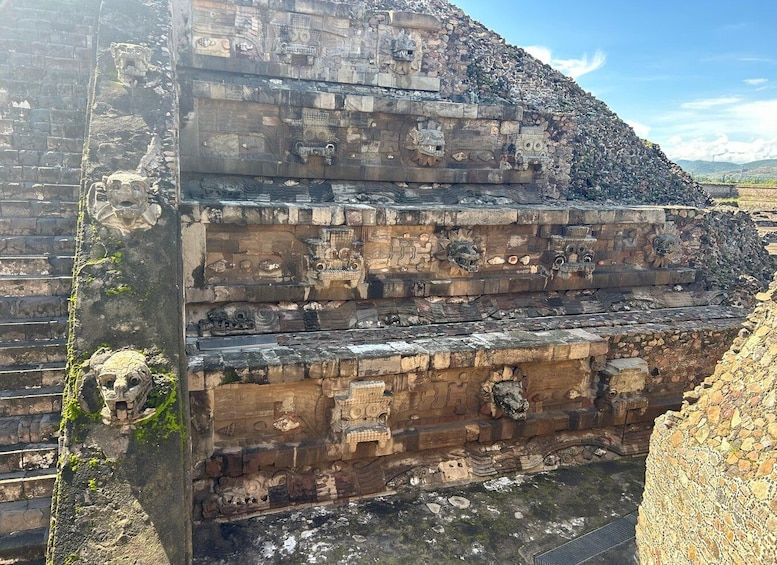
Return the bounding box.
[0,498,51,535]
[0,296,69,320]
[0,414,60,446]
[0,235,76,255]
[0,386,64,418]
[0,318,68,342]
[0,183,80,201]
[0,216,75,237]
[0,166,81,186]
[0,527,47,563]
[0,275,72,297]
[0,255,74,276]
[0,443,57,474]
[0,340,66,367]
[0,469,56,503]
[0,363,66,390]
[0,200,78,219]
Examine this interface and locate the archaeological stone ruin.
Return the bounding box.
[0,0,774,562]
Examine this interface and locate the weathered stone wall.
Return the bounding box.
[601,322,739,397]
[637,279,777,564]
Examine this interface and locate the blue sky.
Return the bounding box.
[452,0,777,164]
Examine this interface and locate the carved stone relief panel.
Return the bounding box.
[387,30,422,75]
[212,383,325,447]
[480,367,527,419]
[271,12,318,66]
[197,304,282,337]
[595,358,649,418]
[190,0,442,91]
[215,476,270,517]
[204,226,305,284]
[521,359,592,413]
[405,120,445,167]
[391,370,482,427]
[305,227,366,294]
[389,231,435,272]
[512,126,550,171]
[88,172,162,233]
[549,225,596,280]
[331,380,393,454]
[189,92,536,184]
[645,226,682,268]
[436,228,484,275]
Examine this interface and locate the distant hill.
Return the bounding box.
[676,159,777,185]
[676,160,741,175]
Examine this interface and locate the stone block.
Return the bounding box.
[456,208,517,225]
[344,95,374,113]
[416,425,467,451]
[242,449,276,474]
[388,341,431,372]
[389,11,442,30]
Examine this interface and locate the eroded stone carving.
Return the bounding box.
[436,228,483,274]
[646,230,682,268]
[306,227,365,291]
[492,381,530,421]
[88,172,161,233]
[194,176,267,200]
[406,123,445,166]
[389,31,421,75]
[514,126,549,171]
[480,367,527,419]
[293,141,336,165]
[274,14,317,65]
[331,380,392,453]
[215,476,269,517]
[109,43,154,86]
[653,233,681,256]
[87,349,155,426]
[595,358,649,418]
[199,306,256,336]
[549,225,596,280]
[389,232,434,272]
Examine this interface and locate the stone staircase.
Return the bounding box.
[0,0,96,560]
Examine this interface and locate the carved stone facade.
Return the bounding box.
[9,0,771,561]
[172,0,760,524]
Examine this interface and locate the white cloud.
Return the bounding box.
[664,134,777,163]
[657,97,777,163]
[679,97,742,110]
[625,120,651,138]
[744,78,768,86]
[523,45,606,79]
[524,46,552,65]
